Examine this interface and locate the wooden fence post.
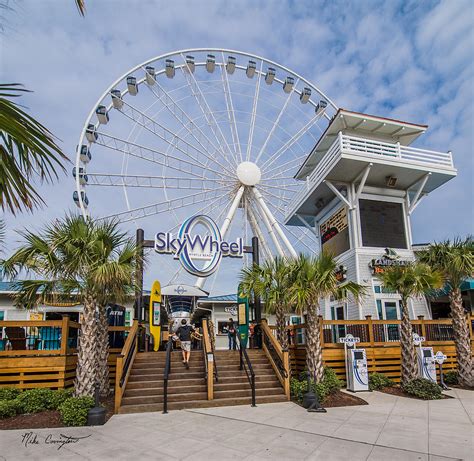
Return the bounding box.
[283,350,290,400]
[468,314,473,341]
[60,316,70,356]
[365,315,374,346]
[418,315,426,338]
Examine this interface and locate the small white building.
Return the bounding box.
[285,109,457,321]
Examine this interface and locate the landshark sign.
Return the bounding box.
[155,215,243,277]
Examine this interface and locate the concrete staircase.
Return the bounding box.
[118,349,287,414]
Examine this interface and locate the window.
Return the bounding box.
[374,285,396,294]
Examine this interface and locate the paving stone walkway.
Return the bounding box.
[0,388,472,460]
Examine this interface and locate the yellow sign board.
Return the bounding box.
[149,280,162,351]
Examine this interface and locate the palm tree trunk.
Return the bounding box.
[399,298,418,385]
[97,306,110,397]
[275,305,288,350]
[305,305,324,383]
[449,288,473,387]
[74,296,98,397]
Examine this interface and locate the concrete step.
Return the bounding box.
[118,394,288,414]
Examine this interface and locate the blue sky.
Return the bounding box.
[1,0,473,294]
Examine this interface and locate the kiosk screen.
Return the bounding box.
[423,349,431,358]
[354,351,364,360]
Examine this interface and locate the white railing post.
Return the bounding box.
[338,131,343,150]
[448,151,453,168]
[396,141,401,158]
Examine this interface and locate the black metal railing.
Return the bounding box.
[236,334,256,407]
[162,339,173,414]
[263,331,288,381]
[119,333,137,387]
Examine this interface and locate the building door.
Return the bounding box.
[376,300,400,341]
[331,304,345,342]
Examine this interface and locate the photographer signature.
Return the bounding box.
[21,432,91,450]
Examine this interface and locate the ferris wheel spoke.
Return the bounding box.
[261,113,323,173]
[259,181,299,191]
[99,187,228,223]
[117,99,234,180]
[263,155,308,178]
[254,78,300,164]
[87,173,229,190]
[143,78,234,174]
[245,197,272,261]
[246,60,263,162]
[219,55,242,164]
[95,132,224,182]
[259,187,292,205]
[179,54,235,165]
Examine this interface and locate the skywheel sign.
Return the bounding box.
[154,215,243,277]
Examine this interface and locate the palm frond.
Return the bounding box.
[0,84,68,214]
[75,0,86,16]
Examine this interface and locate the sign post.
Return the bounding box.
[149,280,162,351]
[434,351,449,390]
[237,283,249,349]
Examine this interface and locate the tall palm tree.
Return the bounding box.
[240,256,294,349]
[290,253,365,383]
[0,84,68,214]
[418,237,474,387]
[4,215,139,397]
[378,262,443,385]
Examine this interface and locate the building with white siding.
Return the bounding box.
[284,109,457,321]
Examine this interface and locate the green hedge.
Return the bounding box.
[16,389,55,414]
[443,370,458,385]
[0,400,20,418]
[290,367,343,403]
[402,378,443,400]
[59,397,95,427]
[0,388,21,401]
[369,373,394,391]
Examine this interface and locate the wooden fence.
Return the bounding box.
[285,315,474,383]
[0,319,130,390]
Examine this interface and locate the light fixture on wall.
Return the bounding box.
[386,176,397,187]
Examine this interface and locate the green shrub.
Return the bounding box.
[369,373,394,391]
[0,400,20,419]
[0,388,21,401]
[443,370,458,385]
[16,388,55,414]
[402,378,443,400]
[49,389,74,410]
[290,367,343,403]
[59,396,95,427]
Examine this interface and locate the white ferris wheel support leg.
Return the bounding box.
[250,194,286,258]
[195,185,245,289]
[246,202,273,261]
[252,187,298,259]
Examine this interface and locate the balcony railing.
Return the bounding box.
[286,133,454,220]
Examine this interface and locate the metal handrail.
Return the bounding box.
[236,333,256,407]
[162,338,173,414]
[262,330,288,379]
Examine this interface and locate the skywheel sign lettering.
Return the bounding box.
[154,215,243,277]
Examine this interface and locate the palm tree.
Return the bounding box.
[290,253,365,383]
[240,256,293,349]
[378,262,443,385]
[0,84,68,214]
[418,237,474,387]
[4,215,139,397]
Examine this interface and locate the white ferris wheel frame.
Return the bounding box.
[74,48,339,287]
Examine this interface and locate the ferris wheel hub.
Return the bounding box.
[236,161,261,186]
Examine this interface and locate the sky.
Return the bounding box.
[1,0,473,294]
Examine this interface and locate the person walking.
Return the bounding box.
[227,318,237,350]
[175,319,194,368]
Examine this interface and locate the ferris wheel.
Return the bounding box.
[74,48,338,289]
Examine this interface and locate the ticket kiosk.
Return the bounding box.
[339,334,369,392]
[416,346,437,382]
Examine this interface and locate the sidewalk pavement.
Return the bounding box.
[0,388,472,460]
